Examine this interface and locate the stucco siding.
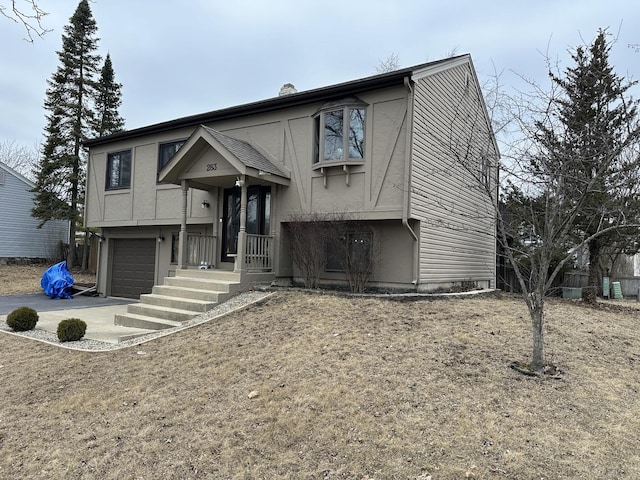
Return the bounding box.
[0,163,68,259]
[132,143,157,220]
[410,61,497,288]
[86,129,215,228]
[368,98,407,211]
[277,86,409,220]
[283,219,416,289]
[87,86,410,230]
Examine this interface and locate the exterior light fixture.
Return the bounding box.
[201,200,210,209]
[234,177,244,188]
[157,235,165,243]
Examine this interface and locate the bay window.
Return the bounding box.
[314,97,367,165]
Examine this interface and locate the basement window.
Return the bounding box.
[326,231,373,272]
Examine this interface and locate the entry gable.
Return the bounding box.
[159,125,290,188]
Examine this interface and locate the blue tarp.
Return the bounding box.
[41,261,75,299]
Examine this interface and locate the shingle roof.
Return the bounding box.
[202,126,289,178]
[84,55,468,147]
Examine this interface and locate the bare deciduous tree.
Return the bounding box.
[374,53,400,74]
[0,140,39,180]
[0,0,50,41]
[496,33,640,372]
[414,31,640,374]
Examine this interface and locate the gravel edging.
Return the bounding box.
[0,291,272,352]
[0,288,496,352]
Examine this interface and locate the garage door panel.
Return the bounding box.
[111,239,156,298]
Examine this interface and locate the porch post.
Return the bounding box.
[178,180,188,269]
[235,175,247,273]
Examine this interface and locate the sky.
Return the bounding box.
[1,0,639,149]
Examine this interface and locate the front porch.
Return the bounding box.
[184,233,275,273]
[109,125,291,329]
[158,124,290,278]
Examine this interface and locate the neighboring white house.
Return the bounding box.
[0,161,69,262]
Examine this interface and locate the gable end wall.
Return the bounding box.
[410,63,497,289]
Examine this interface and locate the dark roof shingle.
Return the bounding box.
[202,126,288,178]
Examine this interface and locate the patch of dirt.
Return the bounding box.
[509,360,563,378]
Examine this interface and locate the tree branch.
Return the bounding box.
[0,0,50,41]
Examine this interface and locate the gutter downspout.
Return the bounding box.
[402,76,419,287]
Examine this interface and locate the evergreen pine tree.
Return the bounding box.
[32,0,101,267]
[94,53,125,136]
[534,30,640,303]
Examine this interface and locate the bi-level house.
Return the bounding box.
[84,55,498,327]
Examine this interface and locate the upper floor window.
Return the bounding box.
[480,153,491,187]
[158,140,186,183]
[314,97,367,165]
[106,150,131,190]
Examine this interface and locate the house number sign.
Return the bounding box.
[206,163,217,171]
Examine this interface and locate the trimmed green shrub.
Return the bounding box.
[6,307,39,332]
[57,318,87,342]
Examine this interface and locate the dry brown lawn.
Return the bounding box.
[0,263,96,295]
[1,265,640,478]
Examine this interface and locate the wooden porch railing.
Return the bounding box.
[187,235,216,268]
[184,234,273,271]
[245,234,273,271]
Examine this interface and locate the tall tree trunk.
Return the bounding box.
[583,238,601,304]
[529,291,545,371]
[68,221,76,268]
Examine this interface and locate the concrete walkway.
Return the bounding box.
[0,294,155,343]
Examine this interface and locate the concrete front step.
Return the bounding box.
[114,313,184,331]
[163,278,237,293]
[152,285,230,302]
[139,293,217,312]
[114,269,243,331]
[127,303,200,322]
[175,268,241,281]
[164,276,241,293]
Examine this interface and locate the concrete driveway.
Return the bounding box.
[0,294,153,344]
[0,293,133,315]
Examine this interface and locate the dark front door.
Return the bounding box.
[221,186,271,263]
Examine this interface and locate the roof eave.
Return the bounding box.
[84,55,468,148]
